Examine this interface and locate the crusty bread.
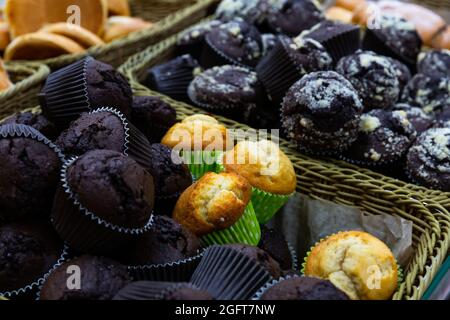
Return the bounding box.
[173,172,252,236]
[0,22,10,51]
[107,0,131,16]
[0,59,13,92]
[432,26,450,51]
[162,114,231,152]
[325,6,354,24]
[304,231,398,300]
[103,16,153,42]
[335,0,366,12]
[40,23,104,49]
[4,32,85,60]
[223,140,296,195]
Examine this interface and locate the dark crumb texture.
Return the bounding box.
[0,222,63,292]
[66,150,154,229]
[85,59,133,118]
[128,216,200,265]
[417,50,450,78]
[1,112,58,140]
[215,0,269,25]
[225,244,282,279]
[260,277,349,300]
[56,111,125,157]
[131,96,177,144]
[39,255,131,300]
[258,226,293,270]
[0,136,61,222]
[393,103,434,134]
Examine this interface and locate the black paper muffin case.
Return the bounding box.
[39,56,92,128]
[51,157,155,256]
[154,192,182,216]
[1,245,69,300]
[256,39,305,105]
[190,246,272,300]
[89,107,153,171]
[113,281,200,300]
[251,275,299,300]
[311,27,361,64]
[127,250,205,283]
[201,36,253,70]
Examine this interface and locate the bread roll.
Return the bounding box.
[325,6,354,24]
[107,0,131,16]
[103,16,153,42]
[0,59,13,91]
[40,23,104,49]
[0,22,10,51]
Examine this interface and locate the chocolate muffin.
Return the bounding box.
[202,18,263,68]
[188,65,264,123]
[1,112,58,140]
[393,103,434,134]
[224,244,282,279]
[363,14,422,68]
[261,33,277,56]
[0,222,63,295]
[388,58,412,94]
[40,57,133,127]
[215,0,269,25]
[177,20,222,60]
[0,124,63,222]
[113,281,213,300]
[267,0,325,37]
[406,128,450,191]
[336,50,400,111]
[417,50,450,78]
[55,111,126,157]
[258,226,294,271]
[281,71,364,155]
[343,109,417,168]
[259,276,349,300]
[401,73,450,113]
[131,96,177,144]
[256,35,332,105]
[64,149,155,229]
[39,255,131,300]
[143,55,202,103]
[145,144,192,215]
[300,20,361,63]
[128,216,200,266]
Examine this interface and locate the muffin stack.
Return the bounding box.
[142,0,450,192]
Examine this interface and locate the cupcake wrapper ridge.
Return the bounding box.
[182,150,224,181]
[252,274,299,300]
[113,281,198,300]
[251,188,293,224]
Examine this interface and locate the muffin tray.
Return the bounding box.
[118,33,450,300]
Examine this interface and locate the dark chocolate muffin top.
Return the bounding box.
[0,125,62,222]
[259,276,349,300]
[224,244,282,279]
[55,111,125,157]
[39,255,131,300]
[258,226,294,271]
[128,216,201,266]
[85,58,133,118]
[206,18,263,67]
[336,50,400,110]
[267,0,325,36]
[343,109,417,165]
[281,71,363,154]
[401,73,450,113]
[177,20,222,47]
[417,50,450,78]
[188,65,261,110]
[388,58,412,94]
[0,222,63,293]
[367,14,422,64]
[1,112,58,140]
[215,0,269,25]
[406,128,450,191]
[393,103,434,134]
[146,144,192,197]
[281,35,333,74]
[66,149,154,229]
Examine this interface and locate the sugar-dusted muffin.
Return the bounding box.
[281,71,364,156]
[177,20,222,60]
[173,172,252,236]
[215,0,269,25]
[406,128,450,191]
[304,231,398,300]
[417,49,450,78]
[393,103,434,134]
[388,58,411,95]
[161,114,231,152]
[259,276,350,300]
[336,50,400,110]
[39,255,131,300]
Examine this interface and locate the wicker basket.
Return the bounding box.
[119,33,450,300]
[12,0,219,70]
[0,62,50,120]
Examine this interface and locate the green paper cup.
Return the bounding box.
[251,188,293,224]
[182,150,223,181]
[202,202,261,246]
